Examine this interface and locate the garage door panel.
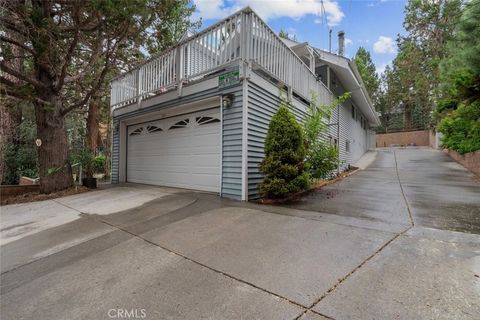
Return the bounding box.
[127,108,221,192]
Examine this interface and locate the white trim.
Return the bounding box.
[241,77,249,201]
[120,96,220,126]
[119,122,127,183]
[219,96,224,197]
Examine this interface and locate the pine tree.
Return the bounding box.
[353,47,380,106]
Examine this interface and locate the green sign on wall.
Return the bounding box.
[218,70,240,88]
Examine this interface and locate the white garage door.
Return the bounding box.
[127,108,221,192]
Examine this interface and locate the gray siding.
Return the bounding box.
[221,86,243,200]
[247,80,309,199]
[111,82,244,200]
[327,70,369,169]
[111,119,120,183]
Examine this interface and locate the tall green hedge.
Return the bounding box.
[259,105,309,198]
[438,101,480,154]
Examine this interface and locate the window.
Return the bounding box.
[346,140,350,152]
[146,125,163,133]
[169,119,189,130]
[129,127,143,136]
[351,105,355,119]
[196,116,220,126]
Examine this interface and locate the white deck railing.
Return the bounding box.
[110,8,331,109]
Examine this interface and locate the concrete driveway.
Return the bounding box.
[1,148,479,320]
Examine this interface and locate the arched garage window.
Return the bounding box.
[146,125,163,133]
[169,119,189,130]
[196,116,220,125]
[129,127,143,136]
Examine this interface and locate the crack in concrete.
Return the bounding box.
[393,149,415,227]
[298,149,416,318]
[93,217,312,314]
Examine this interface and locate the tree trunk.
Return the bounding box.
[404,106,412,130]
[34,96,73,193]
[86,94,100,153]
[0,100,22,184]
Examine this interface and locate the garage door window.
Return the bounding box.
[169,119,189,130]
[129,127,143,136]
[146,125,163,133]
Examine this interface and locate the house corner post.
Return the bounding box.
[241,69,249,201]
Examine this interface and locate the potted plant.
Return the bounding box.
[71,149,98,189]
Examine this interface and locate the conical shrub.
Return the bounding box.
[259,105,310,198]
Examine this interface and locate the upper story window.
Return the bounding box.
[351,105,355,119]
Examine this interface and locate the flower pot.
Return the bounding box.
[82,177,97,189]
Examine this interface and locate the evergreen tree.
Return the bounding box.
[353,47,380,106]
[259,104,309,198]
[437,0,480,154]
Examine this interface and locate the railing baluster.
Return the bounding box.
[111,9,332,109]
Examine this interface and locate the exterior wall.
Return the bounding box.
[221,85,244,200]
[246,74,310,199]
[445,149,480,176]
[112,119,120,183]
[329,70,370,168]
[111,81,244,200]
[367,130,376,149]
[376,130,430,147]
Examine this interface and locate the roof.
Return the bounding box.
[312,48,380,126]
[281,37,380,126]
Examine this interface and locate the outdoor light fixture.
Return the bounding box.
[222,94,234,108]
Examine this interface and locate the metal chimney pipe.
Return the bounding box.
[338,30,345,56]
[329,29,332,53]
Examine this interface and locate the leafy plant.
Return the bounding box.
[94,155,107,174]
[303,92,350,180]
[438,102,480,154]
[435,0,480,154]
[259,103,309,199]
[70,148,98,178]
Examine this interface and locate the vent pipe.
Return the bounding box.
[338,30,345,56]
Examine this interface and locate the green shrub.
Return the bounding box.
[94,155,106,173]
[307,143,339,179]
[303,93,348,180]
[259,105,309,198]
[438,101,480,154]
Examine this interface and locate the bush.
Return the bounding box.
[259,105,309,198]
[438,101,480,154]
[94,155,106,173]
[303,93,347,180]
[307,143,339,179]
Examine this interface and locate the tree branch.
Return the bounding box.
[63,33,104,84]
[54,5,81,91]
[0,35,35,55]
[0,61,46,89]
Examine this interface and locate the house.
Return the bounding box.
[110,7,380,201]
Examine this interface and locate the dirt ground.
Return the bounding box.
[1,186,90,206]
